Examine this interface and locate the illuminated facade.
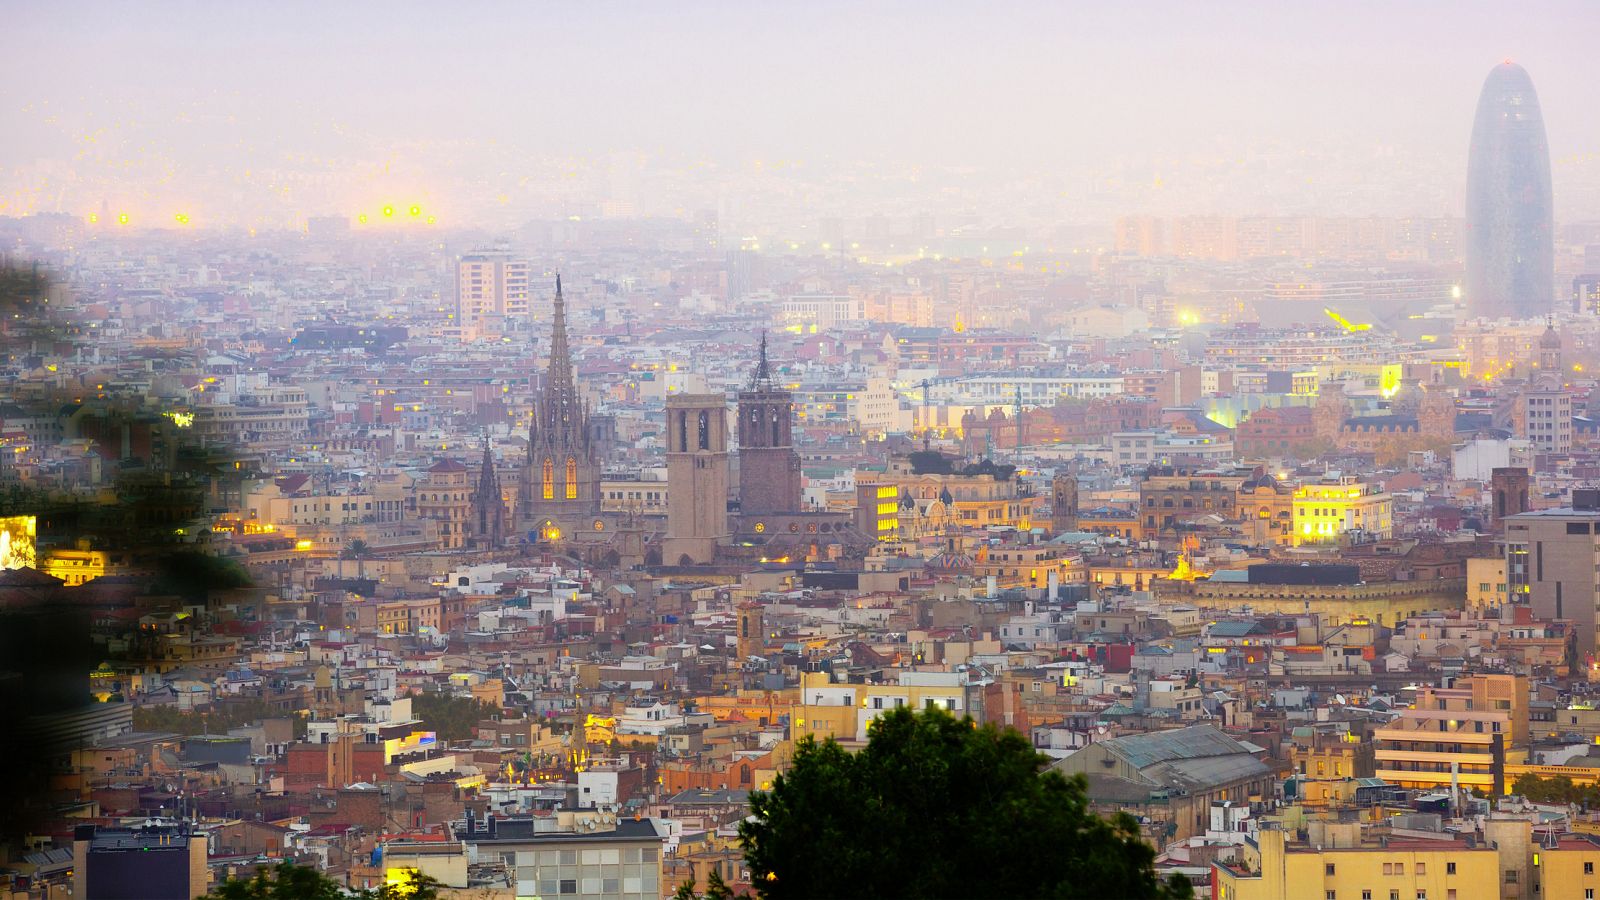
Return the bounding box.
[0,515,37,571]
[1213,827,1500,900]
[794,670,966,746]
[1291,478,1392,545]
[1372,674,1528,795]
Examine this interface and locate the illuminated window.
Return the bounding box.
[542,459,554,499]
[566,458,578,499]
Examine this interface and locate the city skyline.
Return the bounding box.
[4,2,1600,230]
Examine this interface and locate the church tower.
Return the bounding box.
[736,601,765,661]
[1419,386,1457,440]
[469,433,505,549]
[1314,381,1349,443]
[1538,322,1563,377]
[518,276,603,542]
[663,393,730,565]
[737,333,802,515]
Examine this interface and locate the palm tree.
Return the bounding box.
[343,539,371,581]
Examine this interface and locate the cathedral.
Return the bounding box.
[512,276,607,544]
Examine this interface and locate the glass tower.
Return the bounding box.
[1465,61,1553,321]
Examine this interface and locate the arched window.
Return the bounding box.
[566,457,578,499]
[542,458,554,499]
[697,411,709,450]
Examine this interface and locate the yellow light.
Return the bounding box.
[383,205,394,217]
[358,213,369,224]
[426,215,436,224]
[87,213,98,224]
[174,213,189,225]
[117,213,129,225]
[295,539,314,551]
[409,205,421,217]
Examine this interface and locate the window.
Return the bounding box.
[559,880,576,895]
[1389,891,1399,900]
[542,459,554,499]
[1446,862,1456,875]
[565,457,578,499]
[1416,892,1426,900]
[1362,892,1372,900]
[1587,862,1595,875]
[1505,870,1517,884]
[1415,863,1425,875]
[1326,893,1336,900]
[1326,864,1337,877]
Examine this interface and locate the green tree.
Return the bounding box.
[344,539,372,581]
[408,690,500,742]
[673,871,735,900]
[1513,772,1600,807]
[739,706,1191,900]
[200,862,442,899]
[200,861,347,900]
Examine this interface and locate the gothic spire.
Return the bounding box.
[535,274,581,445]
[750,330,773,389]
[476,431,498,493]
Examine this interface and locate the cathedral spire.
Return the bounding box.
[536,275,580,445]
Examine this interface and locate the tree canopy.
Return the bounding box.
[739,706,1191,899]
[1513,772,1600,807]
[408,690,501,742]
[200,862,442,900]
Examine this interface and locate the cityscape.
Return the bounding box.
[5,4,1600,899]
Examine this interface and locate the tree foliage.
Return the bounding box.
[739,706,1191,899]
[200,862,443,900]
[674,870,735,900]
[132,699,307,739]
[408,690,500,742]
[1513,772,1600,807]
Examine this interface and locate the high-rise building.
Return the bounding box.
[663,393,730,565]
[456,248,530,339]
[1465,61,1554,320]
[518,277,603,542]
[1505,491,1600,655]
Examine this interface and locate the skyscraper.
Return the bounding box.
[1465,61,1553,321]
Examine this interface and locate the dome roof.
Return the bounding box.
[1540,324,1561,349]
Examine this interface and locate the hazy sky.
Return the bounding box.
[4,1,1599,229]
